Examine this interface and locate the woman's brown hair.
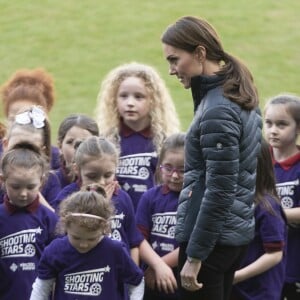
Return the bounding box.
[161,16,259,110]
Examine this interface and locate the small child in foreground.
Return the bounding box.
[30,185,144,300]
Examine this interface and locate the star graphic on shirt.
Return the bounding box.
[104,265,111,272]
[114,212,125,220]
[35,227,43,234]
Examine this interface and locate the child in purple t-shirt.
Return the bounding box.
[136,133,185,300]
[55,114,99,189]
[95,62,181,210]
[54,136,177,293]
[231,139,287,300]
[264,94,300,299]
[0,142,58,300]
[54,136,143,262]
[30,185,144,300]
[1,106,61,208]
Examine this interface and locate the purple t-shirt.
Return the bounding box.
[136,185,179,257]
[273,151,300,283]
[116,127,158,211]
[41,171,62,207]
[232,195,287,300]
[55,167,70,189]
[50,145,60,170]
[53,181,80,211]
[38,235,143,300]
[54,182,143,250]
[0,202,58,300]
[110,189,144,250]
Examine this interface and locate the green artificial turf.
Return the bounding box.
[0,0,299,141]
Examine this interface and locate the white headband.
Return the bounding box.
[69,212,107,221]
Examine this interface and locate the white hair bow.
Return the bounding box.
[15,106,46,129]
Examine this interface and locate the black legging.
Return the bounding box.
[178,242,247,300]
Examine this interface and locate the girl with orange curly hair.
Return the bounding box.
[0,68,59,169]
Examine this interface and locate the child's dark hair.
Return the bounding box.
[57,114,99,146]
[158,132,185,165]
[1,141,48,179]
[75,136,118,168]
[264,93,300,126]
[255,138,281,215]
[156,132,185,183]
[58,184,114,233]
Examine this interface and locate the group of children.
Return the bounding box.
[0,64,299,300]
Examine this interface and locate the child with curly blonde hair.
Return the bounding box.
[95,62,181,210]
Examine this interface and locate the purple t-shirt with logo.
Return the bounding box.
[116,128,158,211]
[136,185,179,257]
[273,151,300,283]
[53,182,143,251]
[232,195,287,299]
[38,236,143,300]
[110,189,144,250]
[0,203,58,300]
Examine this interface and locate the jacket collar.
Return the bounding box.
[120,120,151,138]
[191,74,225,112]
[161,184,180,196]
[4,195,40,214]
[271,147,300,170]
[161,184,170,195]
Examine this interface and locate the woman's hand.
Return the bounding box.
[180,259,203,291]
